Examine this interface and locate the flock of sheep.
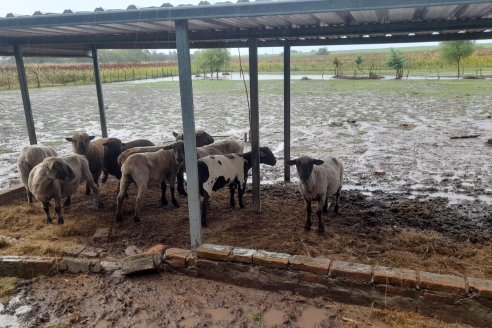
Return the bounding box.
[18,129,343,234]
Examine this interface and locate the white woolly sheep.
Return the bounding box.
[18,145,58,204]
[28,154,103,224]
[287,156,343,234]
[66,132,107,195]
[198,146,276,226]
[115,141,185,222]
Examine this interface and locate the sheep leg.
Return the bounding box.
[54,197,64,224]
[229,184,235,207]
[177,168,188,196]
[304,198,312,231]
[63,196,71,207]
[170,183,180,208]
[26,187,33,204]
[237,181,245,209]
[160,181,168,207]
[116,175,130,222]
[134,185,146,222]
[42,202,52,224]
[101,169,108,183]
[334,186,341,214]
[322,195,329,213]
[316,201,325,235]
[201,193,210,227]
[85,182,91,195]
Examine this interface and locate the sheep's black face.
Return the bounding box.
[296,157,315,184]
[286,156,324,184]
[259,147,277,166]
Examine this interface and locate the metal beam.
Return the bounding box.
[7,17,492,48]
[13,44,37,145]
[91,46,108,138]
[249,37,261,213]
[176,19,202,251]
[0,0,488,29]
[283,44,291,183]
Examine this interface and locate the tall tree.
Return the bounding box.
[440,41,475,78]
[194,49,230,79]
[387,48,405,79]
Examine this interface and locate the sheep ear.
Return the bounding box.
[88,135,96,141]
[172,131,179,137]
[286,159,297,166]
[313,159,324,166]
[66,137,73,142]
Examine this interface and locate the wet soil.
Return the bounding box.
[1,274,470,328]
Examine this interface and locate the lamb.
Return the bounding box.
[198,146,276,226]
[177,139,244,196]
[66,132,108,195]
[28,154,103,224]
[115,141,185,222]
[286,156,343,234]
[102,138,154,181]
[18,145,58,204]
[172,129,214,147]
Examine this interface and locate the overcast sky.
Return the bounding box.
[2,0,490,54]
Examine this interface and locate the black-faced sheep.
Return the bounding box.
[18,145,58,204]
[66,132,107,195]
[172,129,214,147]
[286,156,343,234]
[198,146,276,226]
[115,141,185,222]
[177,139,244,196]
[102,138,154,181]
[28,154,103,224]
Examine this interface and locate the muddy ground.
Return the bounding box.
[1,79,492,326]
[1,274,471,328]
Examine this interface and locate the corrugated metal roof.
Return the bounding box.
[0,0,491,56]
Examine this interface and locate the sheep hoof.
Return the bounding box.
[304,224,311,231]
[57,218,64,225]
[239,203,245,209]
[178,190,188,196]
[133,216,140,222]
[230,202,235,208]
[201,221,208,227]
[316,227,325,235]
[334,206,340,214]
[172,201,180,208]
[115,214,123,222]
[45,218,52,224]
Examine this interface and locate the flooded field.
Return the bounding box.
[1,79,491,327]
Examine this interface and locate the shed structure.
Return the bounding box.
[1,0,491,249]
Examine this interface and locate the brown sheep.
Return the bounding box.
[66,132,107,195]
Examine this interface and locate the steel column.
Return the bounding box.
[284,45,291,182]
[175,19,202,250]
[249,38,261,212]
[13,44,37,145]
[91,46,108,138]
